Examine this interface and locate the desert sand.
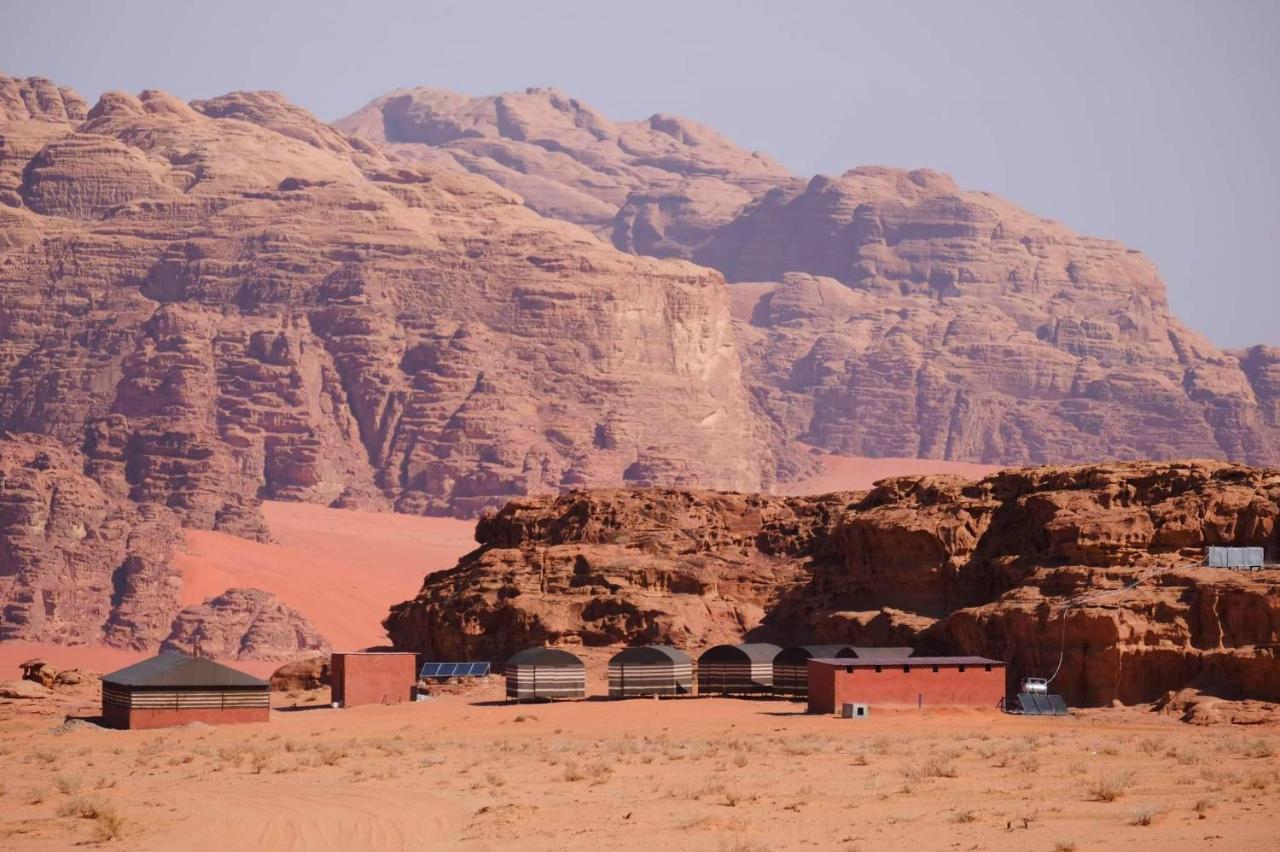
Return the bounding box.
[776,452,1000,495]
[177,501,478,651]
[0,675,1275,851]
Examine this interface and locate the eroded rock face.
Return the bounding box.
[162,587,328,661]
[387,461,1280,706]
[712,169,1280,467]
[0,76,770,524]
[0,435,182,648]
[335,87,795,257]
[346,88,1280,469]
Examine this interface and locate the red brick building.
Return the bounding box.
[807,656,1006,713]
[331,652,417,707]
[101,652,269,730]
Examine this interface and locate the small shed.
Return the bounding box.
[697,643,781,696]
[774,645,858,697]
[807,655,1006,714]
[608,646,693,698]
[101,652,269,730]
[331,652,417,707]
[506,647,585,701]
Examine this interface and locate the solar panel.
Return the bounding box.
[1047,694,1069,715]
[419,661,490,679]
[1034,694,1055,715]
[1017,693,1042,715]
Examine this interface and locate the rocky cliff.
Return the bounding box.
[344,90,1280,469]
[0,75,770,527]
[0,434,182,648]
[385,461,1280,706]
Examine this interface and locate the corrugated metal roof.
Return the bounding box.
[609,645,692,665]
[811,656,1003,668]
[102,652,268,688]
[851,647,914,660]
[507,646,584,667]
[775,645,857,664]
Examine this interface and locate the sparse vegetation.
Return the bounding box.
[1086,771,1133,802]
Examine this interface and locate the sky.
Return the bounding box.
[3,1,1277,347]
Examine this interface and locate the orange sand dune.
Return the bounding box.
[779,451,1001,495]
[176,501,477,651]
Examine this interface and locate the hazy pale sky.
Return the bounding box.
[4,1,1277,347]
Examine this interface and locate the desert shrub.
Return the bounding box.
[1130,806,1158,826]
[54,774,82,796]
[950,810,978,823]
[1086,771,1133,802]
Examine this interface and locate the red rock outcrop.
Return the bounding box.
[269,654,331,691]
[0,434,182,648]
[0,75,770,525]
[162,587,328,661]
[387,461,1280,706]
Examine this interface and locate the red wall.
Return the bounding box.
[332,653,416,707]
[106,706,268,730]
[807,660,1006,713]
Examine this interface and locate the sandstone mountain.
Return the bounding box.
[344,88,1280,468]
[385,461,1280,706]
[0,74,769,530]
[335,86,795,257]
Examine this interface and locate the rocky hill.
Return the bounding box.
[385,461,1280,706]
[0,75,769,529]
[344,89,1280,469]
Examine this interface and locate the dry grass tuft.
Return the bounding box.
[1086,771,1133,802]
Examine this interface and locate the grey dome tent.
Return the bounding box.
[773,645,857,697]
[696,643,781,696]
[505,647,585,701]
[607,646,692,698]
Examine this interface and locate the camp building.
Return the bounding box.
[101,652,269,730]
[807,655,1006,713]
[505,647,585,701]
[696,643,781,695]
[607,646,693,698]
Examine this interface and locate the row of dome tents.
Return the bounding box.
[504,644,913,701]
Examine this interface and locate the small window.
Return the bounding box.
[958,665,966,673]
[845,665,853,674]
[874,665,882,673]
[902,665,910,673]
[931,666,940,673]
[984,664,992,672]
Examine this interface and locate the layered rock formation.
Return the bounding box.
[386,461,1280,706]
[162,587,328,661]
[714,170,1280,466]
[344,89,1280,469]
[0,435,182,648]
[335,87,794,256]
[0,75,769,526]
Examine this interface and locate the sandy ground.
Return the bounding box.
[778,451,1000,495]
[0,678,1276,851]
[177,501,477,650]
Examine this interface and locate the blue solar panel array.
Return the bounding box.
[420,661,491,679]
